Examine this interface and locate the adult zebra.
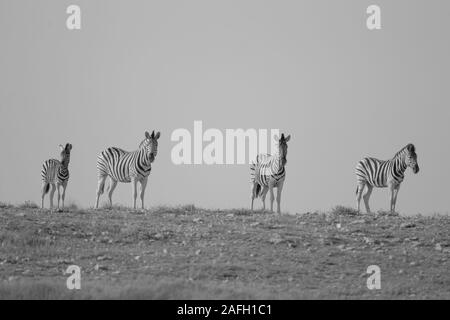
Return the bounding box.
[41,143,73,210]
[95,130,160,209]
[355,143,419,214]
[250,133,291,213]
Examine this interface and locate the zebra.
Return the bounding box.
[355,143,419,214]
[250,133,291,213]
[95,130,160,209]
[41,143,73,210]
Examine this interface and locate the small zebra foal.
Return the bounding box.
[355,143,419,214]
[250,133,291,213]
[95,130,160,209]
[41,143,73,210]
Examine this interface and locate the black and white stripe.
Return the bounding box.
[355,143,419,213]
[41,143,72,209]
[250,133,290,213]
[95,130,160,209]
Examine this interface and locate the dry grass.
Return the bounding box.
[17,201,39,209]
[0,203,449,299]
[330,206,359,216]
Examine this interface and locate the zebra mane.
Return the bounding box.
[394,144,415,159]
[138,138,150,149]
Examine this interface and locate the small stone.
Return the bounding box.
[269,234,283,245]
[287,242,297,248]
[94,264,108,271]
[400,223,416,229]
[97,255,111,261]
[435,243,443,251]
[152,233,163,240]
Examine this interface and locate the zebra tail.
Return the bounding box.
[255,184,261,198]
[43,183,50,195]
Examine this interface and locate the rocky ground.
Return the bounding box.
[0,203,449,299]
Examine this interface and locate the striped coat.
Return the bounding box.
[95,131,160,209]
[250,133,290,213]
[355,143,419,213]
[41,143,72,209]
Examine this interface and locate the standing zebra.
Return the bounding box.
[95,130,160,209]
[355,143,419,214]
[41,143,73,210]
[250,133,291,213]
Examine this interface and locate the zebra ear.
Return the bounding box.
[284,135,291,142]
[407,144,415,153]
[59,144,64,151]
[145,131,151,140]
[66,143,72,151]
[273,134,280,141]
[155,131,160,140]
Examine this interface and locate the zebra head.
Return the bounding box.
[142,130,161,163]
[274,133,291,166]
[59,143,72,166]
[405,143,419,174]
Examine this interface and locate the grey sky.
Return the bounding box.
[0,0,449,214]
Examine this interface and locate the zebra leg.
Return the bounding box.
[95,175,107,209]
[41,182,49,209]
[250,182,258,211]
[107,178,118,208]
[139,178,148,209]
[57,183,61,210]
[132,178,138,209]
[269,185,275,213]
[276,181,284,214]
[49,183,56,209]
[393,184,401,212]
[260,186,268,211]
[61,181,68,210]
[356,183,365,213]
[389,182,399,213]
[363,185,373,214]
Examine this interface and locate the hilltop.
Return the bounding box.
[0,203,449,299]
